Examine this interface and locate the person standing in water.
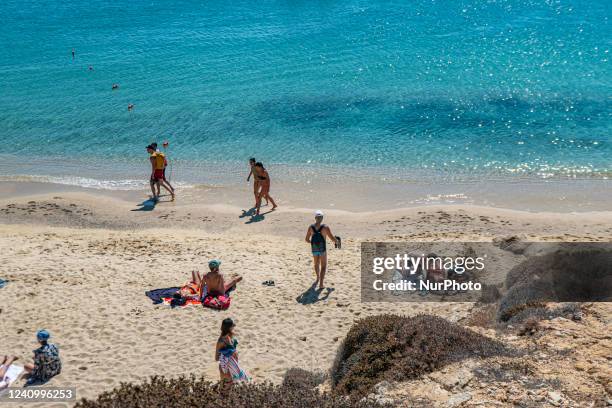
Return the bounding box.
[305,210,339,289]
[246,158,267,208]
[254,162,277,215]
[71,48,75,59]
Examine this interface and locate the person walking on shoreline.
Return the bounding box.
[146,144,164,200]
[254,162,277,215]
[151,143,175,200]
[247,158,267,208]
[305,210,339,290]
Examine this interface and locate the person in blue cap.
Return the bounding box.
[24,330,61,384]
[200,260,243,298]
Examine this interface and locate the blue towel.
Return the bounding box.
[145,287,180,304]
[0,279,6,289]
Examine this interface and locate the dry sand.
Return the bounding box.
[0,182,611,405]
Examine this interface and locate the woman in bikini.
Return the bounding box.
[246,158,267,208]
[254,162,277,215]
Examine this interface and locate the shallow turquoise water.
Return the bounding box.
[0,0,610,185]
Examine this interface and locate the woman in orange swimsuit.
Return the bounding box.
[254,162,277,215]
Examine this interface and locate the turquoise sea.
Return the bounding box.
[0,0,610,190]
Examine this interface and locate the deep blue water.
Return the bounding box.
[0,0,610,186]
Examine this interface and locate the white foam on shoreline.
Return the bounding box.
[0,175,194,191]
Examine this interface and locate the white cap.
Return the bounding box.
[315,210,324,217]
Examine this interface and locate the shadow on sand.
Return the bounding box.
[244,209,275,224]
[131,197,158,211]
[239,207,256,218]
[296,284,335,305]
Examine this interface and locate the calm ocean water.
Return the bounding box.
[0,0,610,190]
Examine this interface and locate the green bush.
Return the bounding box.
[75,375,383,408]
[331,314,510,398]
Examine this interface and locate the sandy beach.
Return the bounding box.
[0,181,610,406]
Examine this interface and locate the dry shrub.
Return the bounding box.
[504,246,611,300]
[498,245,610,322]
[283,368,327,391]
[478,284,502,304]
[506,302,583,325]
[461,303,498,328]
[497,280,550,322]
[74,375,382,408]
[331,314,510,398]
[518,317,540,336]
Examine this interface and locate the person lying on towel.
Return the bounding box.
[178,270,203,300]
[0,355,19,389]
[200,259,242,297]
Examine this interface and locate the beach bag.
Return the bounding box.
[203,295,231,310]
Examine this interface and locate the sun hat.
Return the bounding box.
[36,329,50,341]
[315,210,324,217]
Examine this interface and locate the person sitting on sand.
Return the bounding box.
[305,210,339,290]
[0,355,19,388]
[247,158,267,208]
[215,318,249,385]
[200,260,242,298]
[23,330,61,385]
[254,162,277,215]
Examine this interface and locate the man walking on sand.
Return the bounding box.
[305,210,339,290]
